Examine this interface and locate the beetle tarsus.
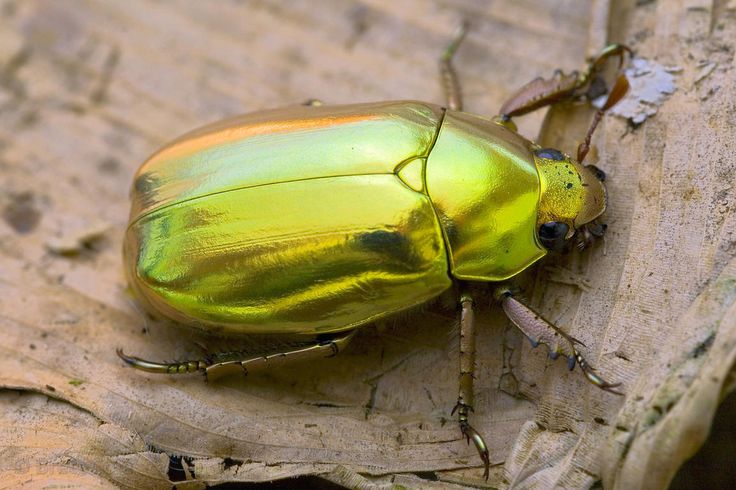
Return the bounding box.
[498,292,624,396]
[576,353,623,395]
[116,348,209,374]
[453,401,490,480]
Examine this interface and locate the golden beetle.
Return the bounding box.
[118,26,630,479]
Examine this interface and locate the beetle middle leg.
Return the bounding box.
[496,288,622,394]
[117,331,355,382]
[453,291,490,480]
[439,21,469,111]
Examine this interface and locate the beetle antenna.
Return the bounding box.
[577,74,630,163]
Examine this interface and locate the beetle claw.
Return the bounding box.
[453,401,489,480]
[459,421,490,481]
[575,353,624,395]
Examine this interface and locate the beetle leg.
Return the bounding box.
[496,289,623,395]
[576,73,630,163]
[439,20,469,111]
[453,292,490,480]
[494,44,631,131]
[117,331,355,382]
[116,348,208,375]
[205,331,354,381]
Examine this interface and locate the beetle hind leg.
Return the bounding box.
[454,292,490,480]
[205,332,355,381]
[117,331,355,382]
[497,289,622,395]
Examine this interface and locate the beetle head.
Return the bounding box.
[533,148,607,251]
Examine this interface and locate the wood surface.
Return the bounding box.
[1,0,735,488]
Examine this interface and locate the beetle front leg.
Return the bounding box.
[453,292,490,480]
[494,44,631,131]
[496,289,622,394]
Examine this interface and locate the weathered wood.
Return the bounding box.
[0,0,734,488]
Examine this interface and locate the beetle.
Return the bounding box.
[118,24,630,480]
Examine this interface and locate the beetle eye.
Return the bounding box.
[535,148,566,161]
[538,221,569,250]
[585,165,606,182]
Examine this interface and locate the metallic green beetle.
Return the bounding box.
[118,26,630,479]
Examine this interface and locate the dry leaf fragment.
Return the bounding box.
[607,57,678,124]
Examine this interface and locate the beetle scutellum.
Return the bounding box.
[118,25,630,479]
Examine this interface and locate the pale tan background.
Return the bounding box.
[1,1,735,489]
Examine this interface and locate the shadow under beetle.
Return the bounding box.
[118,24,631,480]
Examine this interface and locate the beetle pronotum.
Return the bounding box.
[118,24,630,479]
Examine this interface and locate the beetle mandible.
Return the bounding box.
[118,24,630,479]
